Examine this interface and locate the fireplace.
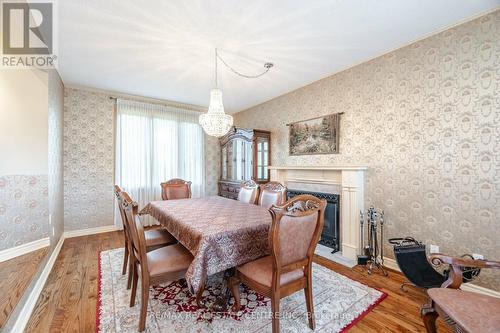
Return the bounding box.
[269,165,366,263]
[287,189,340,252]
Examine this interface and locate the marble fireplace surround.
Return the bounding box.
[269,165,367,266]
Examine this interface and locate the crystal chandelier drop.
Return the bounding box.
[199,49,233,137]
[199,48,273,137]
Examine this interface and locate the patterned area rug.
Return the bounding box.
[97,248,386,332]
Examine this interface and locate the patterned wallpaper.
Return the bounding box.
[63,87,220,231]
[64,88,115,231]
[234,11,500,291]
[204,135,220,196]
[0,175,49,251]
[48,70,65,244]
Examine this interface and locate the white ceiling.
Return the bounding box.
[58,0,499,113]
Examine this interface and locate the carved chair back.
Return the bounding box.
[160,178,192,200]
[114,185,127,231]
[258,181,287,209]
[269,194,326,275]
[237,180,259,204]
[121,192,143,265]
[131,212,150,286]
[429,254,500,289]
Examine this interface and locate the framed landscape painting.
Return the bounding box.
[289,113,340,155]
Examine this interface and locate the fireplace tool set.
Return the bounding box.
[357,207,388,276]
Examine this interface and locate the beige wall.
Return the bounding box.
[0,69,48,175]
[0,68,64,250]
[0,69,50,251]
[0,68,66,331]
[234,11,500,291]
[63,87,219,231]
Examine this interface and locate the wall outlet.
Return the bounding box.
[472,253,484,260]
[429,244,440,254]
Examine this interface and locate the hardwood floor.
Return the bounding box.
[0,246,48,328]
[26,231,451,332]
[314,256,451,333]
[25,231,122,333]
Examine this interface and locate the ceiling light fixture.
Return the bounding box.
[199,48,273,137]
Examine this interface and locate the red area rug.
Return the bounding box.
[97,248,386,332]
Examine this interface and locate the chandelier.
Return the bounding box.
[199,48,273,137]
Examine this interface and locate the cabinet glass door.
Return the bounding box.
[223,138,252,181]
[256,137,269,182]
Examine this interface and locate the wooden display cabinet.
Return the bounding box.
[218,127,271,199]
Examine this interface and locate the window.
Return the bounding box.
[115,99,205,226]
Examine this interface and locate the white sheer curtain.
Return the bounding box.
[115,99,205,226]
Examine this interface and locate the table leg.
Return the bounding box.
[212,268,235,312]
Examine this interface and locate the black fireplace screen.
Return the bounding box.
[287,189,340,252]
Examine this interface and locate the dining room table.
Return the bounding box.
[140,195,273,308]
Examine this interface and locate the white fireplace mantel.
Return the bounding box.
[269,165,367,264]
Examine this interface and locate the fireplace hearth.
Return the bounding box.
[287,189,340,253]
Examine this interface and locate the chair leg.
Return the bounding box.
[122,242,129,275]
[271,294,280,333]
[138,280,149,332]
[228,277,241,311]
[130,263,138,307]
[421,302,438,333]
[127,253,134,290]
[304,273,315,330]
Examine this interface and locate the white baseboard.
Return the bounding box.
[9,235,65,333]
[0,237,50,263]
[382,257,400,272]
[315,244,357,268]
[383,257,500,298]
[461,281,500,298]
[64,225,118,239]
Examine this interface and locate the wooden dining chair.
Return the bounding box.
[237,180,259,204]
[229,194,326,333]
[114,185,132,277]
[258,181,287,209]
[123,196,193,332]
[160,178,192,200]
[117,188,176,289]
[421,254,500,333]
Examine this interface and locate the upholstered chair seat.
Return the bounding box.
[161,178,192,200]
[258,181,287,209]
[427,289,500,333]
[144,244,192,277]
[144,229,176,249]
[237,255,304,287]
[237,180,259,204]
